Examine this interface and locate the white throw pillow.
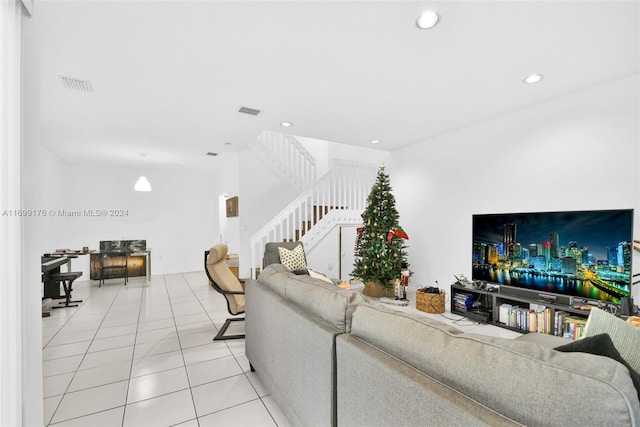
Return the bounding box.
[278,244,307,272]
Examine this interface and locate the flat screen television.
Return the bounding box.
[472,209,634,306]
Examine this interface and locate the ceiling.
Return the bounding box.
[25,1,639,170]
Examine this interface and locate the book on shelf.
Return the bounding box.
[563,315,587,340]
[499,303,512,324]
[554,311,567,337]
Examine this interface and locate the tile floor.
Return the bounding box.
[42,272,290,427]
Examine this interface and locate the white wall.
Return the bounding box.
[24,160,218,279]
[388,75,640,304]
[237,149,299,276]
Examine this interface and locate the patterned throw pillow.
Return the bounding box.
[278,244,307,272]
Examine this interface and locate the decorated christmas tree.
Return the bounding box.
[352,165,408,294]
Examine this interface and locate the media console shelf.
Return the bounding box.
[451,283,592,339]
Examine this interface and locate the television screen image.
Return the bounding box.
[472,209,633,305]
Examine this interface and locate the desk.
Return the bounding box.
[50,250,94,272]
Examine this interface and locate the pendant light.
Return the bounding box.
[134,176,152,192]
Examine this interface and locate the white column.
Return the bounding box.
[0,1,24,425]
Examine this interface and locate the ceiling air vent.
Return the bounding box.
[59,75,93,92]
[238,106,261,116]
[206,152,218,157]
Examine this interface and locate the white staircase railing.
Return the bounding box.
[248,130,316,193]
[249,164,376,278]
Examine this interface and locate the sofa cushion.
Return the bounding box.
[350,302,640,426]
[258,264,364,332]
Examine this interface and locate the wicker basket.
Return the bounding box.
[416,290,446,314]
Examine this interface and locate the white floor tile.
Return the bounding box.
[43,355,84,377]
[173,419,199,427]
[179,330,217,349]
[133,336,181,359]
[43,341,91,361]
[225,338,246,356]
[137,309,173,323]
[78,346,134,371]
[130,349,185,378]
[94,323,138,340]
[197,398,276,427]
[43,372,74,398]
[59,320,102,333]
[182,342,232,366]
[50,380,128,424]
[88,333,136,353]
[135,326,177,345]
[185,355,243,387]
[48,331,96,347]
[174,312,211,326]
[43,394,63,425]
[126,366,190,404]
[172,302,205,314]
[137,317,175,332]
[68,360,132,392]
[176,320,216,337]
[191,374,259,417]
[123,389,196,427]
[47,406,124,426]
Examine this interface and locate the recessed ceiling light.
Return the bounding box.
[417,11,439,29]
[370,139,381,144]
[523,74,544,84]
[280,121,293,127]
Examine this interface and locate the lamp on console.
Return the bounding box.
[134,176,152,192]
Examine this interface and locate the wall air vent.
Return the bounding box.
[59,75,93,92]
[206,152,218,157]
[238,106,261,116]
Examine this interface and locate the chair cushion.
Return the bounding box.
[206,244,245,314]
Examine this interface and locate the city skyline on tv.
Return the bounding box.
[472,209,633,261]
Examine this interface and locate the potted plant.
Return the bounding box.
[352,165,409,297]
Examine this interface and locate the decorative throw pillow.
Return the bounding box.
[278,244,307,272]
[583,308,640,375]
[556,333,640,400]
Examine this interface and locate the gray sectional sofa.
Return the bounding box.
[245,264,640,427]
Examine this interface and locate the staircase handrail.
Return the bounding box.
[250,131,317,193]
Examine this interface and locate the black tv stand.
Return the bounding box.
[450,283,592,338]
